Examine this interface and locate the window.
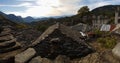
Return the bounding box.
[119,12,120,16]
[118,19,120,23]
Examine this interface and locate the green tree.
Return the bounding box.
[77,6,92,24]
[77,6,90,17]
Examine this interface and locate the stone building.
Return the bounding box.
[92,15,109,30]
[115,7,120,24]
[71,23,92,32]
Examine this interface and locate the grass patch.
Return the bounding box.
[97,37,117,49]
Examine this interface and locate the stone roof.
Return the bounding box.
[32,23,88,46]
[71,23,91,32]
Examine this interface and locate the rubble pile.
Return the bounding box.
[12,28,42,46]
[71,50,120,63]
[33,24,93,59]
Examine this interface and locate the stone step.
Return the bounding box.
[1,28,11,33]
[0,27,3,33]
[0,39,11,43]
[0,33,10,37]
[0,35,14,41]
[0,39,16,48]
[0,38,16,45]
[0,48,23,60]
[0,41,16,49]
[0,43,21,53]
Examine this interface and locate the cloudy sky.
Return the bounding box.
[0,0,120,17]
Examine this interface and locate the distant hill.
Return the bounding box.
[7,14,25,23]
[0,11,38,23]
[0,14,17,26]
[0,11,25,23]
[91,5,120,16]
[23,16,36,22]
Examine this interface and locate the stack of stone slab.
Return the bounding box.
[0,26,21,62]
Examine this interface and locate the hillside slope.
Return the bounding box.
[91,5,120,16]
[0,14,17,26]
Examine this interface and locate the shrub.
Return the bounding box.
[93,29,110,37]
[16,24,28,29]
[36,25,49,32]
[97,37,117,49]
[94,29,103,35]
